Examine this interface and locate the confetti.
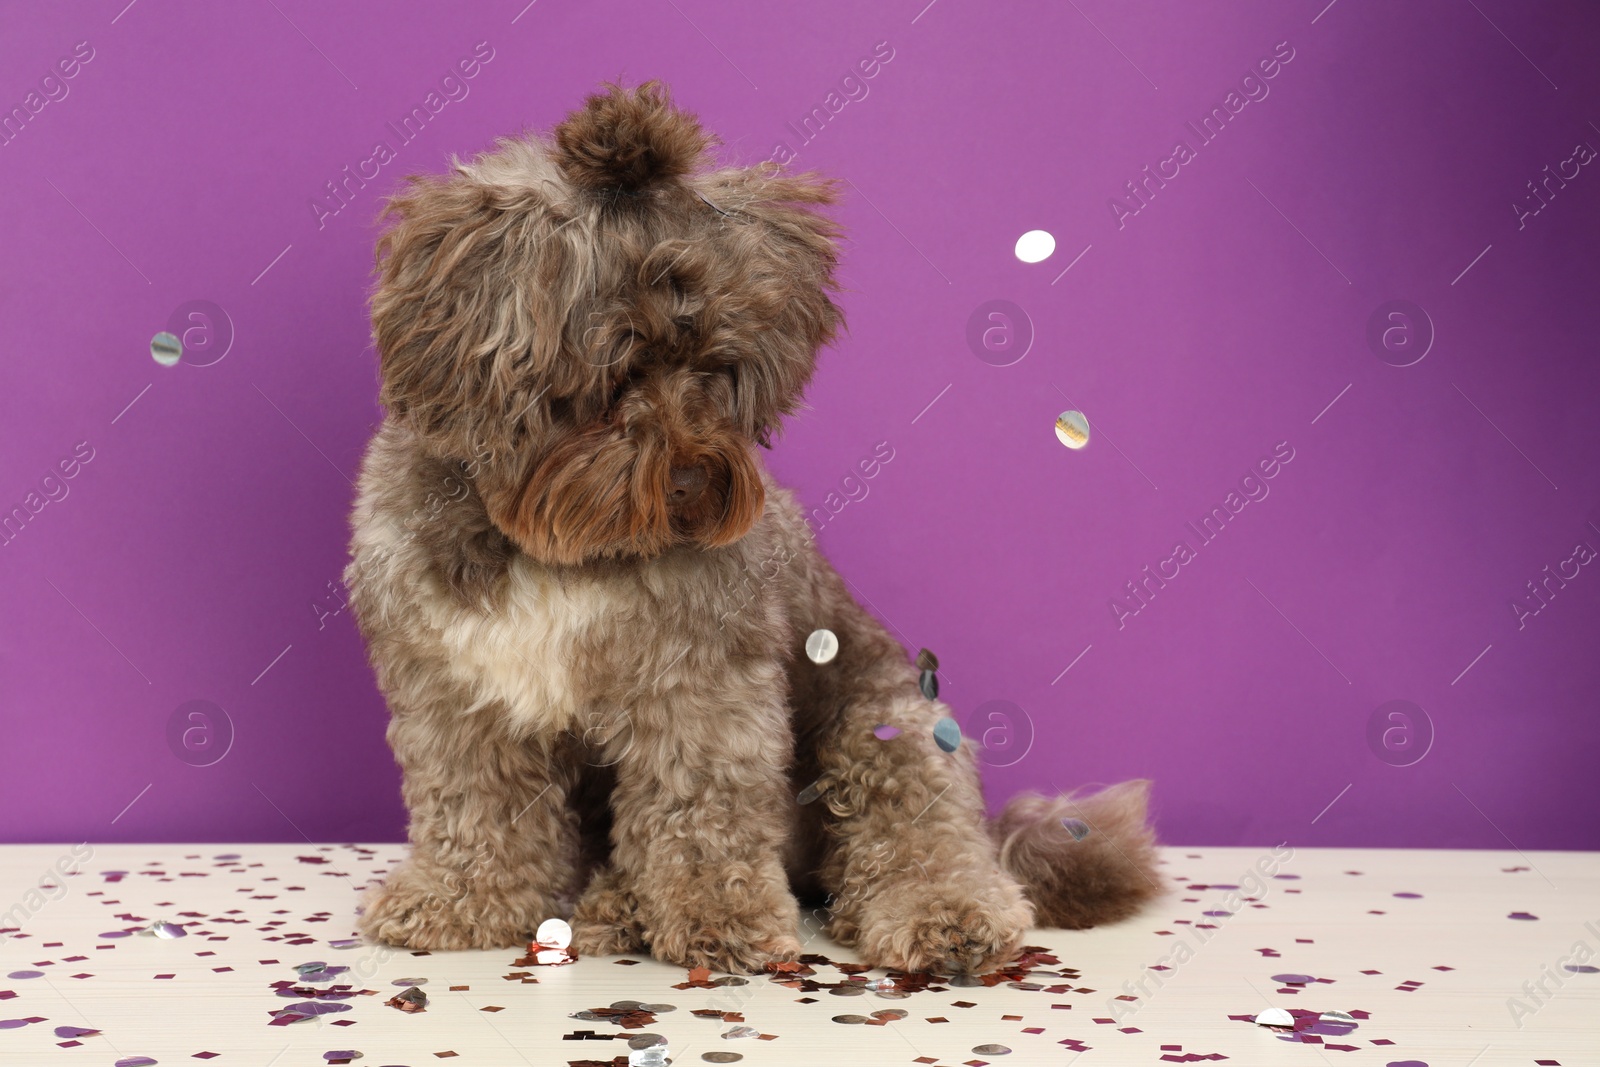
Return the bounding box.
[1055,410,1090,449]
[537,917,573,949]
[933,717,962,752]
[387,985,427,1013]
[805,629,839,664]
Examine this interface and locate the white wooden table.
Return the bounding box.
[1,845,1594,1066]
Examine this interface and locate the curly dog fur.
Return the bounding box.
[345,80,1162,974]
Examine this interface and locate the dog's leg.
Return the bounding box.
[604,664,802,974]
[809,682,1034,974]
[773,517,1031,973]
[358,701,578,951]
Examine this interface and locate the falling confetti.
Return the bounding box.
[806,629,839,664]
[933,716,962,752]
[1055,410,1090,449]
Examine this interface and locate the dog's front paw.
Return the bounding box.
[847,877,1032,974]
[649,920,801,975]
[638,882,801,974]
[570,865,647,957]
[358,859,551,951]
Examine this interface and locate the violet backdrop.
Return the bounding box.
[2,0,1597,849]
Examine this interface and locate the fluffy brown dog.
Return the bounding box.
[345,81,1161,975]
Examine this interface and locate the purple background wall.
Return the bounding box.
[2,0,1597,851]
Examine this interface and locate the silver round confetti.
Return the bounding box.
[722,1025,759,1039]
[711,975,749,986]
[832,1013,869,1023]
[535,916,572,949]
[796,778,827,805]
[948,973,983,987]
[701,1054,744,1064]
[392,977,428,986]
[640,1002,677,1012]
[628,1033,668,1049]
[933,717,962,753]
[871,1008,908,1020]
[1055,410,1089,449]
[151,330,182,367]
[149,921,187,939]
[919,668,939,701]
[806,628,839,664]
[915,648,939,672]
[973,1044,1013,1055]
[830,983,866,996]
[611,999,644,1010]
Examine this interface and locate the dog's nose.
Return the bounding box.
[668,465,709,506]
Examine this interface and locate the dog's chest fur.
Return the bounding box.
[346,422,797,733]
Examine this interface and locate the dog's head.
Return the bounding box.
[370,81,845,565]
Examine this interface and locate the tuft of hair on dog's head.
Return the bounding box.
[369,79,846,566]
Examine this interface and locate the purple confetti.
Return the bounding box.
[1564,964,1599,973]
[1392,892,1423,899]
[1202,909,1232,917]
[115,1059,159,1067]
[99,930,132,939]
[281,1001,352,1016]
[1271,973,1315,984]
[872,724,901,740]
[1508,911,1539,921]
[55,1024,101,1037]
[5,971,43,980]
[0,1019,32,1029]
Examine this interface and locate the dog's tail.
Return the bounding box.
[989,779,1163,928]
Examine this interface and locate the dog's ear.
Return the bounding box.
[705,164,848,439]
[369,140,582,467]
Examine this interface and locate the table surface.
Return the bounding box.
[0,844,1594,1067]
